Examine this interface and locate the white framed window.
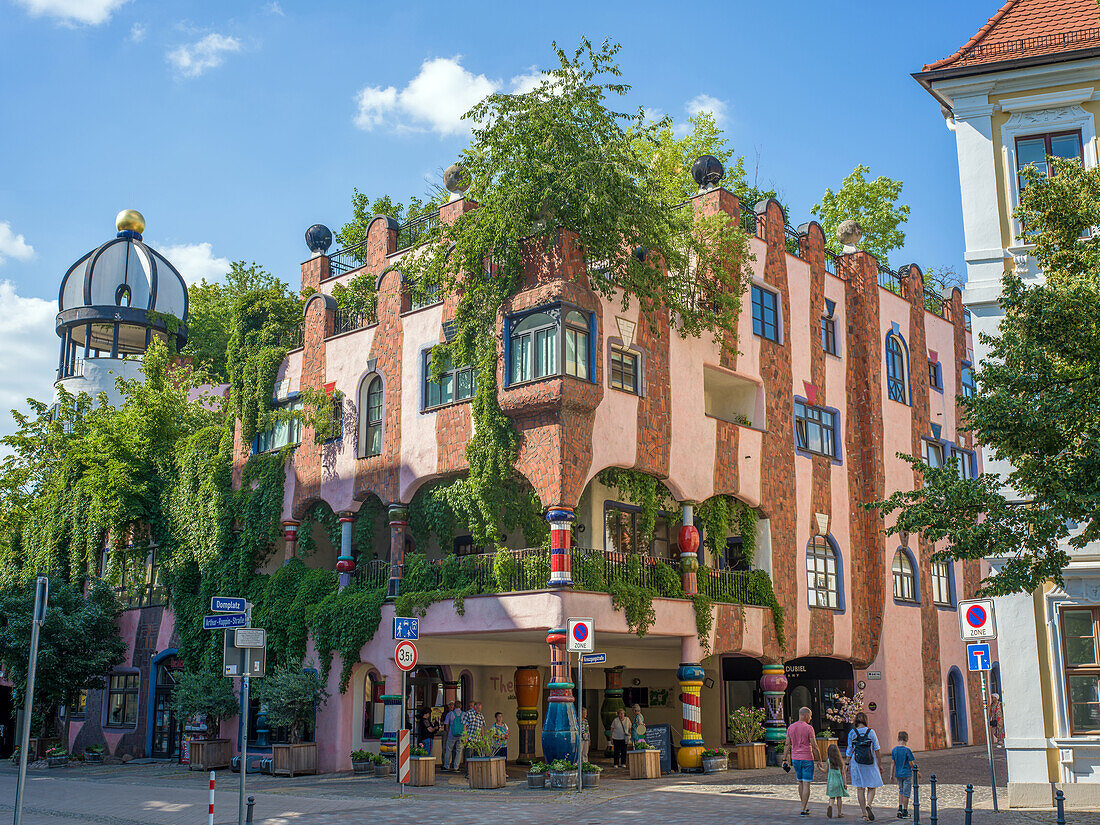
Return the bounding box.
[923,438,945,469]
[931,560,954,606]
[806,535,840,610]
[892,550,918,603]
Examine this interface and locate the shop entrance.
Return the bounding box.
[782,657,856,740]
[150,656,183,759]
[721,656,765,743]
[0,686,14,758]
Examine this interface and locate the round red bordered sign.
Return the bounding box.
[395,640,418,672]
[572,623,589,642]
[966,604,987,628]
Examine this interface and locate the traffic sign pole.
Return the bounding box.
[980,670,998,812]
[238,603,251,825]
[576,651,583,794]
[13,576,47,825]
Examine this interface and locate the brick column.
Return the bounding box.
[541,628,577,761]
[282,521,299,565]
[546,507,574,588]
[336,512,355,589]
[677,662,706,770]
[387,504,408,598]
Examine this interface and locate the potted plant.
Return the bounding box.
[370,752,391,778]
[409,745,435,786]
[701,747,729,773]
[816,726,839,757]
[83,744,105,764]
[45,746,68,768]
[548,758,578,790]
[463,726,506,789]
[627,740,661,779]
[526,760,548,789]
[728,707,767,769]
[171,670,238,771]
[581,761,602,788]
[351,749,371,775]
[265,663,329,777]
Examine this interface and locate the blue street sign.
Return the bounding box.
[967,642,992,672]
[580,653,606,665]
[210,596,247,613]
[204,613,248,630]
[393,617,419,641]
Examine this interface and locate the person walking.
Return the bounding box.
[845,711,884,821]
[889,731,917,819]
[442,701,462,771]
[989,694,1004,748]
[490,711,509,758]
[825,744,850,818]
[417,707,439,755]
[579,708,591,766]
[610,708,630,768]
[782,706,822,816]
[462,700,485,776]
[630,704,647,747]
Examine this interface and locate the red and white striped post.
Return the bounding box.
[397,729,411,787]
[547,508,574,588]
[208,771,215,825]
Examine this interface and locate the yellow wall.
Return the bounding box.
[1035,581,1059,781]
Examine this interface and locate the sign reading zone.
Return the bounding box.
[567,618,594,653]
[958,598,997,641]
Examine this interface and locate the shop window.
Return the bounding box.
[892,549,918,603]
[1016,130,1083,194]
[794,400,837,459]
[820,317,837,355]
[106,672,139,727]
[622,687,649,708]
[605,503,673,558]
[507,305,593,385]
[931,560,954,606]
[929,360,942,390]
[1063,608,1100,734]
[254,398,303,454]
[359,375,383,457]
[923,439,945,469]
[961,362,975,399]
[886,334,908,404]
[609,346,639,394]
[424,348,475,409]
[806,535,840,610]
[752,284,779,342]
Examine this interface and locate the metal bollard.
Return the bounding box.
[245,795,255,825]
[1055,789,1066,825]
[964,784,973,825]
[929,773,938,825]
[913,768,921,825]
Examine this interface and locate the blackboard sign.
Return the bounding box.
[643,723,673,774]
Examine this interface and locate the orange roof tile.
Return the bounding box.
[923,0,1100,72]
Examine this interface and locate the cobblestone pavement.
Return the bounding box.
[1,746,1093,825]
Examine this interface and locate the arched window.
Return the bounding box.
[947,666,968,744]
[886,334,908,404]
[931,559,954,606]
[892,549,918,603]
[806,535,840,609]
[358,375,383,457]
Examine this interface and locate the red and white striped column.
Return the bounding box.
[207,771,215,825]
[546,507,574,589]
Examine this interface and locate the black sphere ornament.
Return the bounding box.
[305,224,333,254]
[633,246,647,262]
[691,155,724,190]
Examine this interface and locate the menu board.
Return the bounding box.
[643,723,673,774]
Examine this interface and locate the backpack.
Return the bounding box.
[851,728,875,765]
[449,711,465,737]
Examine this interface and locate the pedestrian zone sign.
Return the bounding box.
[567,618,594,653]
[393,617,419,640]
[958,598,997,641]
[967,643,992,672]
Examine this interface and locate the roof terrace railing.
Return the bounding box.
[331,305,376,336]
[924,289,945,317]
[328,239,369,278]
[964,307,973,332]
[823,249,837,276]
[784,223,803,258]
[396,210,442,252]
[878,263,904,296]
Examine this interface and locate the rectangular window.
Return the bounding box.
[929,361,942,390]
[923,439,945,469]
[794,400,837,458]
[955,449,975,480]
[563,311,589,379]
[1016,130,1083,193]
[961,363,975,399]
[609,347,639,393]
[255,399,303,453]
[605,504,672,558]
[820,317,837,355]
[424,349,475,409]
[327,397,343,442]
[106,673,139,727]
[930,560,953,606]
[751,284,779,342]
[71,690,87,719]
[1063,609,1100,734]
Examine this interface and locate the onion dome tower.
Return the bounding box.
[55,210,189,405]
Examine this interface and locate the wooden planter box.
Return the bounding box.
[817,737,839,758]
[84,752,104,764]
[352,760,371,774]
[628,748,661,779]
[467,756,507,789]
[47,756,68,768]
[734,742,767,769]
[188,739,231,771]
[527,772,546,789]
[581,770,600,788]
[373,762,391,778]
[549,769,578,789]
[410,756,435,786]
[272,743,318,777]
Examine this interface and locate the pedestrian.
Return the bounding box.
[630,703,647,747]
[611,708,630,767]
[989,694,1004,748]
[443,700,463,772]
[845,711,884,821]
[462,700,485,776]
[826,743,849,818]
[889,731,917,819]
[490,711,509,758]
[782,706,822,816]
[417,707,439,755]
[579,708,591,766]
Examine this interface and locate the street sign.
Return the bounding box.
[567,618,594,653]
[223,633,266,678]
[867,671,883,680]
[395,640,418,672]
[210,596,247,613]
[234,628,266,649]
[204,613,247,630]
[580,652,606,665]
[393,617,419,641]
[967,643,992,672]
[958,598,997,641]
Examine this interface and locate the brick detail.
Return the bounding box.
[712,602,745,655]
[291,295,335,519]
[300,255,330,293]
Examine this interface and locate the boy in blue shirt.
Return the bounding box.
[889,731,917,818]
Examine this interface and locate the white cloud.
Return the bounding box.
[354,56,501,136]
[167,33,242,79]
[159,242,230,285]
[12,0,130,25]
[0,222,34,264]
[685,93,728,124]
[265,1,284,15]
[0,281,58,436]
[510,68,551,95]
[129,22,146,42]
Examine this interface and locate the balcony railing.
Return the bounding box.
[784,223,803,258]
[331,306,376,336]
[328,239,370,278]
[824,249,837,276]
[878,264,903,296]
[352,558,389,589]
[740,204,759,237]
[281,323,304,350]
[396,211,441,252]
[924,289,945,317]
[114,583,167,610]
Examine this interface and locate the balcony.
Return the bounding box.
[114,583,167,610]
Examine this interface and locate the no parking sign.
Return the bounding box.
[958,598,997,641]
[567,618,594,653]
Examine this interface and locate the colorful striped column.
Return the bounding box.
[677,662,706,770]
[679,521,700,598]
[546,508,574,588]
[541,628,578,761]
[336,513,355,588]
[387,504,408,598]
[282,521,299,565]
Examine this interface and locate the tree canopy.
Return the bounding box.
[812,164,910,268]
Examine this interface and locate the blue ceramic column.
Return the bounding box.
[541,627,578,761]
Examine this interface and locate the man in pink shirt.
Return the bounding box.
[783,706,823,816]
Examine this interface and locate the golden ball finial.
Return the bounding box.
[115,209,145,234]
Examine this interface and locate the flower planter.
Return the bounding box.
[549,769,578,790]
[627,748,661,779]
[188,739,232,771]
[373,761,391,778]
[734,742,767,770]
[701,756,729,773]
[352,760,371,775]
[84,752,104,764]
[526,772,546,789]
[47,756,68,768]
[272,743,318,777]
[581,770,600,789]
[816,737,838,757]
[467,756,507,789]
[410,755,435,786]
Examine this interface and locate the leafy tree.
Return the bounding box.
[811,164,910,268]
[261,662,329,743]
[335,189,447,254]
[0,579,126,742]
[922,264,964,295]
[170,669,239,739]
[868,157,1100,595]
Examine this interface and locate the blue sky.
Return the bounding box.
[0,0,993,433]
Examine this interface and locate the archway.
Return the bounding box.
[146,650,183,759]
[947,666,968,745]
